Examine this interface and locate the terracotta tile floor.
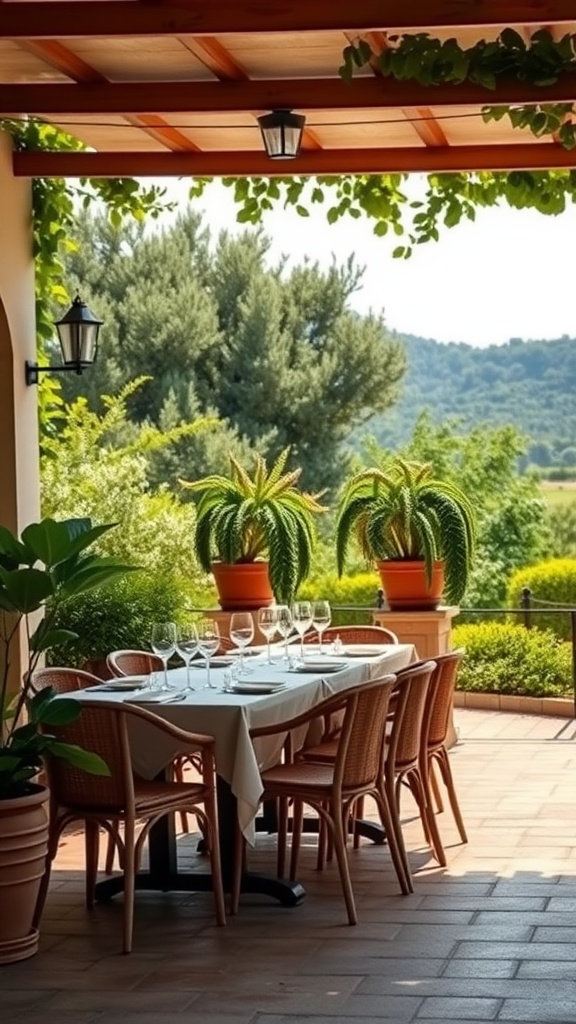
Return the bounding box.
[2,708,576,1024]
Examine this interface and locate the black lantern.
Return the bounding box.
[257,109,305,159]
[25,295,103,386]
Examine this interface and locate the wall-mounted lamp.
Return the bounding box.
[25,295,103,386]
[257,109,306,159]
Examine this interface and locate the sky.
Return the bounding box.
[155,176,576,349]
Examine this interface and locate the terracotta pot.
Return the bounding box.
[212,561,274,611]
[377,560,445,611]
[0,785,49,964]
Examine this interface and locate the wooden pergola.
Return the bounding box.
[1,0,575,178]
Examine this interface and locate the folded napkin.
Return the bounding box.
[127,690,184,704]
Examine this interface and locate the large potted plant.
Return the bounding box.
[181,449,326,609]
[0,517,135,964]
[336,459,476,609]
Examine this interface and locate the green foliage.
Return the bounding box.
[336,458,476,604]
[60,211,406,493]
[365,413,549,608]
[182,448,326,605]
[543,501,576,558]
[298,572,380,626]
[0,518,132,799]
[506,559,576,640]
[49,572,186,668]
[1,118,172,424]
[341,29,576,146]
[452,621,572,697]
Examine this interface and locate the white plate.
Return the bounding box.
[101,675,149,691]
[343,646,390,657]
[126,690,184,704]
[230,682,287,695]
[296,660,348,673]
[190,656,234,668]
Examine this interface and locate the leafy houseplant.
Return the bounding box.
[336,459,476,609]
[0,516,135,963]
[181,449,326,608]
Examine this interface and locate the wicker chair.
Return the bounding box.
[290,624,399,647]
[231,674,399,925]
[37,699,226,952]
[106,650,163,678]
[424,649,468,855]
[30,666,102,695]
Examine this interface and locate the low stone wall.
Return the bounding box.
[454,690,574,718]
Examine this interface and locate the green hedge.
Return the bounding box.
[49,571,188,669]
[298,572,380,626]
[452,621,573,698]
[506,558,576,640]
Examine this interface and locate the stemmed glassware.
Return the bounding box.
[258,606,279,664]
[229,612,254,677]
[312,600,331,654]
[291,600,312,660]
[176,622,198,691]
[151,621,177,691]
[196,618,220,689]
[275,604,293,661]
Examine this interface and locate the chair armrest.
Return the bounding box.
[86,699,216,751]
[249,691,350,740]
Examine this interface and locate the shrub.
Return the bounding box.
[49,572,188,669]
[298,572,380,626]
[452,622,573,698]
[506,559,576,640]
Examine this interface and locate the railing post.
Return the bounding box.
[376,588,385,610]
[520,587,532,630]
[565,606,569,720]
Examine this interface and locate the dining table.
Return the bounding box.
[73,642,417,907]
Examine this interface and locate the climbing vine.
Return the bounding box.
[2,118,172,417]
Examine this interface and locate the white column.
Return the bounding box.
[0,129,40,535]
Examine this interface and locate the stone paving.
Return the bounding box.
[2,708,576,1024]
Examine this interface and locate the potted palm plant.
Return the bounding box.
[336,458,476,609]
[0,516,135,964]
[181,449,326,609]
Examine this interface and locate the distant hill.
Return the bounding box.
[361,333,576,465]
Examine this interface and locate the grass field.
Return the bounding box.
[540,480,576,508]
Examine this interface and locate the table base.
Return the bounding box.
[94,871,305,907]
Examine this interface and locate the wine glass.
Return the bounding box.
[151,621,177,691]
[176,622,198,691]
[312,600,331,654]
[196,618,220,689]
[275,604,293,661]
[229,612,254,676]
[258,606,279,664]
[291,600,312,660]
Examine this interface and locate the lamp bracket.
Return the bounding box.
[25,361,85,386]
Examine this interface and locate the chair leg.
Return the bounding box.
[33,826,60,929]
[409,765,447,868]
[374,788,412,895]
[173,758,190,834]
[352,795,365,849]
[436,748,468,844]
[85,820,100,909]
[200,793,226,926]
[277,796,288,878]
[327,803,357,925]
[385,775,414,893]
[430,760,444,813]
[230,822,245,916]
[122,817,135,954]
[289,799,303,881]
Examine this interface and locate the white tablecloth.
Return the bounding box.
[74,644,416,840]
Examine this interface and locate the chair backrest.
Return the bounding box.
[303,625,399,646]
[387,660,437,772]
[107,650,163,678]
[30,666,102,694]
[335,674,397,792]
[42,700,136,812]
[425,649,465,751]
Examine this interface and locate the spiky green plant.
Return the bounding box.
[181,449,326,605]
[336,459,476,604]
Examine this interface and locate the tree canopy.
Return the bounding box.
[59,208,406,493]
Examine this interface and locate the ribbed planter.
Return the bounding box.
[212,560,274,611]
[377,559,445,610]
[0,786,49,964]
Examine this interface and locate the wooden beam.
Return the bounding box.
[13,143,576,177]
[3,74,576,116]
[1,2,575,39]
